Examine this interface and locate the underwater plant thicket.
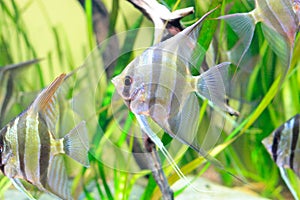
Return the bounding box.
[0,0,300,199]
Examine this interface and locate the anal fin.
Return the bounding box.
[47,155,71,200]
[11,178,36,200]
[168,94,200,146]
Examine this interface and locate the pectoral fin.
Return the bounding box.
[135,115,190,185]
[168,94,199,145]
[11,178,36,200]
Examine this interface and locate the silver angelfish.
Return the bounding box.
[219,0,299,68]
[112,7,239,180]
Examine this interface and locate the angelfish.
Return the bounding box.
[0,74,89,200]
[262,114,300,177]
[219,0,299,67]
[112,7,239,174]
[0,59,41,127]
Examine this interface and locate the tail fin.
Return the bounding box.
[63,121,90,167]
[196,62,239,116]
[2,58,42,72]
[218,12,256,66]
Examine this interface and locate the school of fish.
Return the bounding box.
[0,0,300,199]
[113,0,300,196]
[0,59,41,127]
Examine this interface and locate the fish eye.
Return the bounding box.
[124,76,132,86]
[0,145,3,154]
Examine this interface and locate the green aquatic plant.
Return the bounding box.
[0,0,299,199]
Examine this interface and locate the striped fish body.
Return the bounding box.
[0,74,89,200]
[118,48,193,118]
[262,114,300,178]
[119,49,198,139]
[219,0,299,66]
[1,111,63,190]
[112,9,238,151]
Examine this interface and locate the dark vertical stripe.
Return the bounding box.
[168,49,182,118]
[149,48,162,114]
[290,115,299,169]
[122,78,132,98]
[152,48,163,64]
[0,126,7,174]
[17,112,27,180]
[38,114,50,187]
[167,48,189,135]
[271,124,284,162]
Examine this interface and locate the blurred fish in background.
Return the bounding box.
[0,59,41,127]
[263,114,300,177]
[78,0,120,80]
[219,0,299,70]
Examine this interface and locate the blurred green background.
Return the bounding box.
[0,0,300,199]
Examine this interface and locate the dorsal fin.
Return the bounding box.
[160,6,219,48]
[181,5,220,41]
[31,74,66,131]
[156,6,219,70]
[1,59,41,72]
